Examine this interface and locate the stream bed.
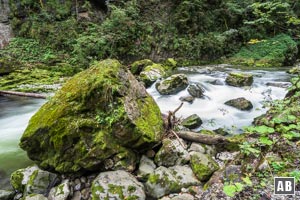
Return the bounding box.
[0,65,292,189]
[148,65,292,133]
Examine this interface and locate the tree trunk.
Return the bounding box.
[0,90,46,99]
[177,131,229,145]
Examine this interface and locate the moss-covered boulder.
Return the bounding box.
[156,74,189,95]
[20,59,164,173]
[91,170,146,200]
[130,59,154,75]
[225,73,253,87]
[225,97,253,111]
[10,165,58,195]
[145,166,200,199]
[139,63,166,87]
[181,114,202,129]
[190,152,219,181]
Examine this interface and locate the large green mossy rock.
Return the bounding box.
[20,59,164,173]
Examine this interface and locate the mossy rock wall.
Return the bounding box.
[20,59,164,173]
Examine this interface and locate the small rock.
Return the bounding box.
[71,191,81,200]
[48,180,70,200]
[190,152,219,181]
[171,193,195,200]
[223,165,242,183]
[146,150,156,158]
[145,167,180,199]
[213,128,229,136]
[91,170,145,200]
[169,165,200,187]
[155,138,189,167]
[207,79,223,85]
[225,72,253,87]
[181,114,202,129]
[225,97,253,111]
[266,82,291,88]
[137,155,157,180]
[156,74,189,95]
[22,194,48,200]
[80,177,87,184]
[81,188,91,200]
[179,95,195,103]
[216,151,239,162]
[0,190,15,200]
[188,143,216,156]
[187,84,205,98]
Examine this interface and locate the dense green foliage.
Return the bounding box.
[3,0,299,68]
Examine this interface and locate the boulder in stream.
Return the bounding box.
[187,83,205,98]
[181,114,202,129]
[156,74,189,95]
[20,59,164,173]
[139,63,166,87]
[225,97,253,111]
[225,72,253,87]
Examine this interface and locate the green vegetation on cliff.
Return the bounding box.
[2,0,299,69]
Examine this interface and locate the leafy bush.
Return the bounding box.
[231,34,298,67]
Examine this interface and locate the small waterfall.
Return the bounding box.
[0,0,13,49]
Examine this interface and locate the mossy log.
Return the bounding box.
[0,90,46,99]
[177,131,229,145]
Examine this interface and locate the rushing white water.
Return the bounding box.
[148,65,292,133]
[0,96,45,179]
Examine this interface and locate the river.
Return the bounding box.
[0,66,292,189]
[0,96,45,189]
[148,65,292,133]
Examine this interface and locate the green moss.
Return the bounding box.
[108,184,125,199]
[230,34,298,67]
[130,59,153,75]
[148,174,160,184]
[19,59,163,173]
[190,153,219,181]
[91,185,105,200]
[133,96,164,147]
[10,169,25,192]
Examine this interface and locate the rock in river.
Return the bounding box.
[156,74,189,95]
[20,59,164,173]
[225,72,253,87]
[187,83,205,98]
[225,97,253,111]
[181,114,202,129]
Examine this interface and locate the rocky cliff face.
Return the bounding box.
[0,0,12,48]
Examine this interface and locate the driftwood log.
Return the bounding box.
[177,131,229,145]
[0,90,46,99]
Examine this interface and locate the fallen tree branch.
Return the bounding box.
[177,131,229,145]
[0,90,46,99]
